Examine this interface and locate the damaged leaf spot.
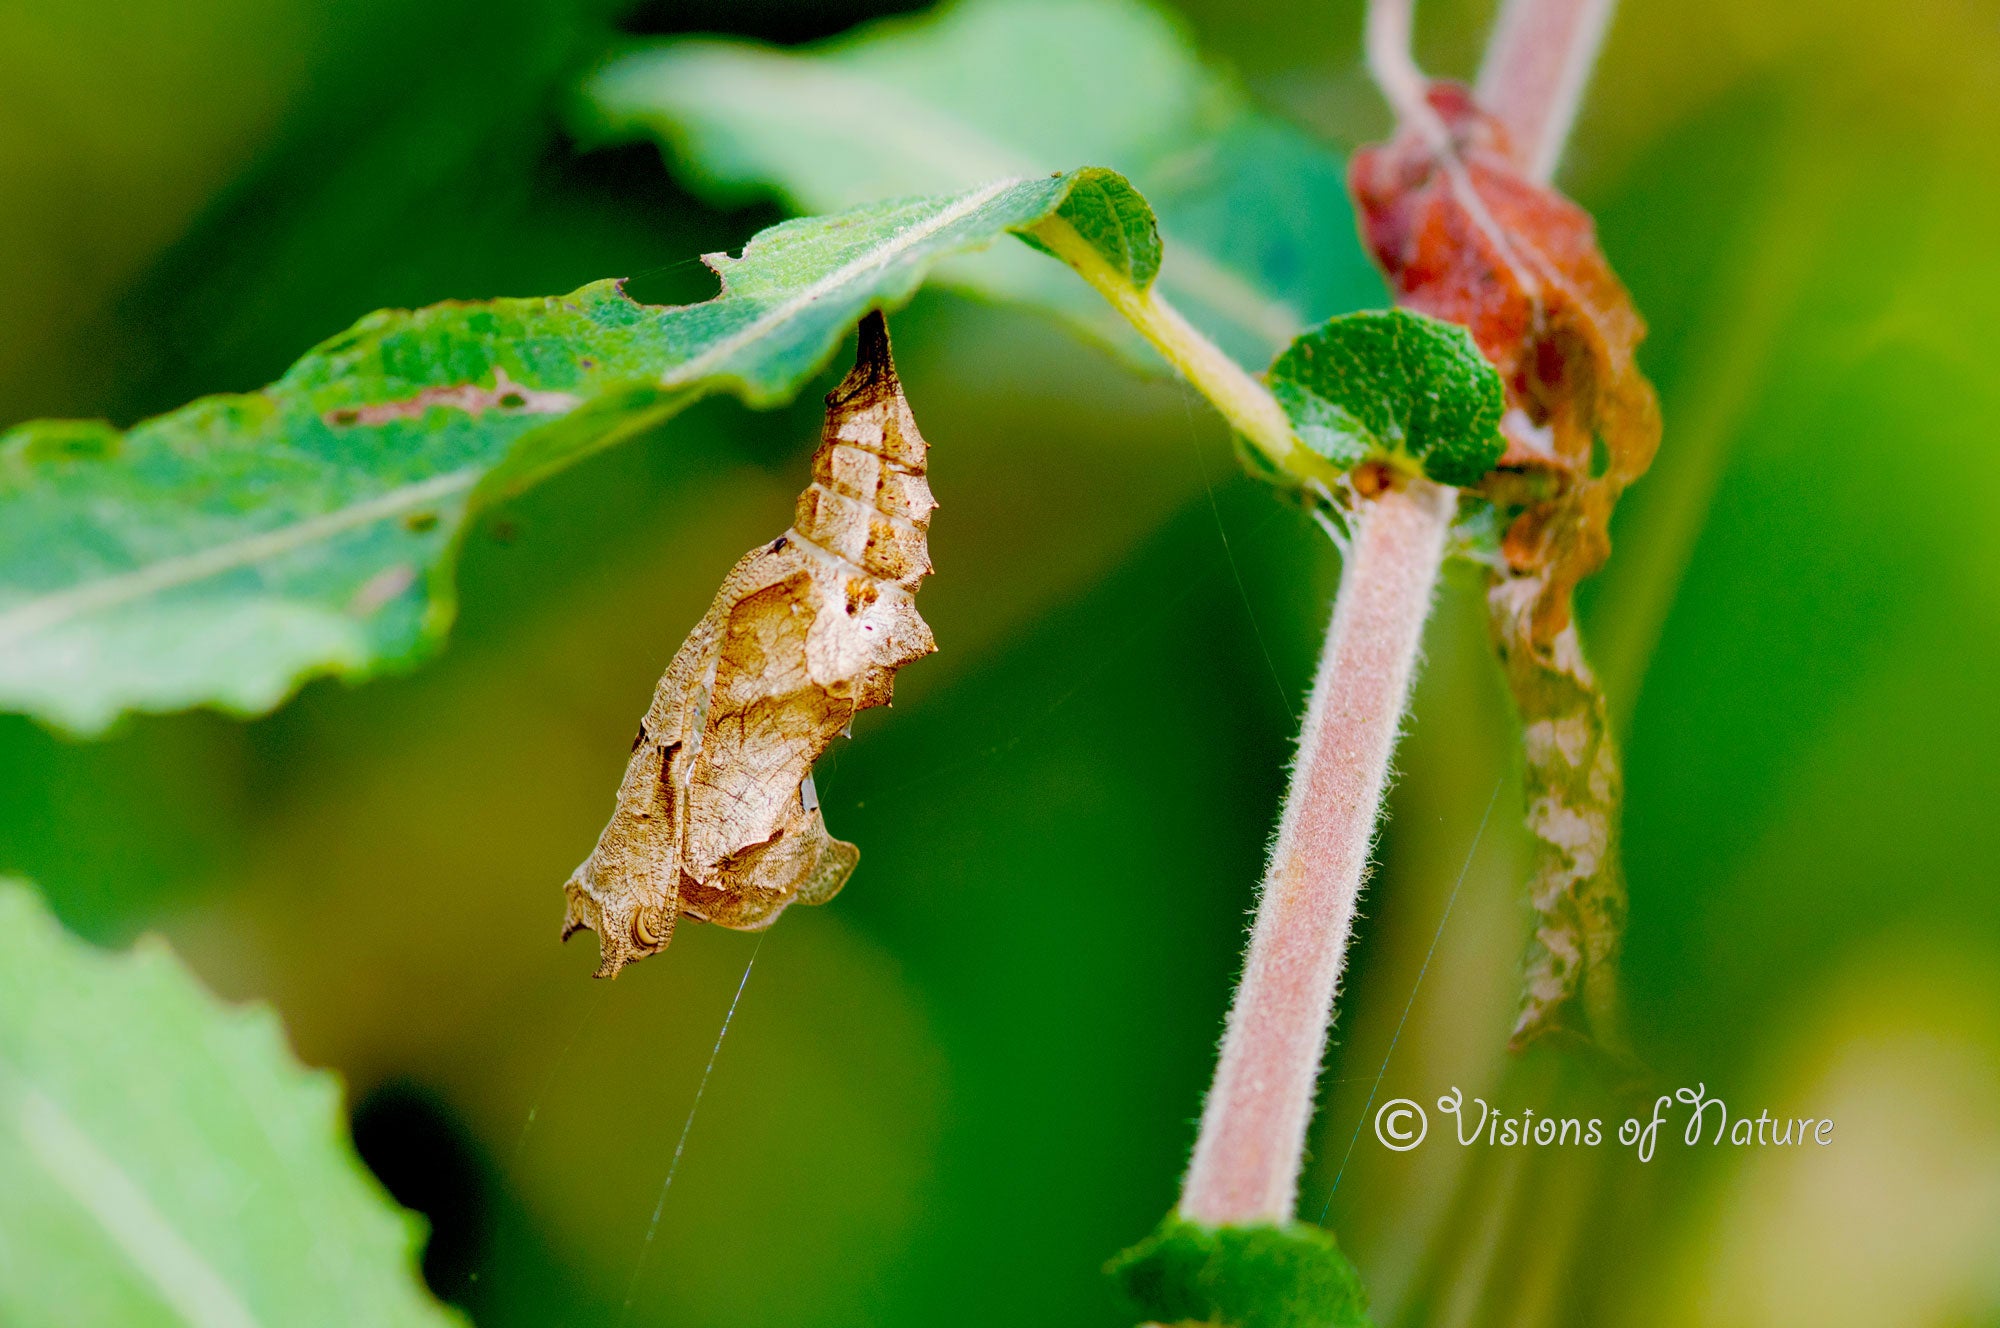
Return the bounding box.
[561,313,938,976]
[346,564,417,617]
[323,369,581,429]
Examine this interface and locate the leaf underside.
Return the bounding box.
[0,879,460,1328]
[574,0,1384,365]
[0,170,1155,736]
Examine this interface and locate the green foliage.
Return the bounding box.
[1021,170,1164,291]
[1108,1214,1371,1328]
[8,0,2000,1326]
[1266,310,1506,485]
[0,169,1161,736]
[0,879,457,1328]
[575,0,1383,364]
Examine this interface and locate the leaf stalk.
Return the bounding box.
[1027,215,1326,484]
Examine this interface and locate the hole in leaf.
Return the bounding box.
[1589,435,1612,478]
[351,1080,488,1306]
[497,392,526,409]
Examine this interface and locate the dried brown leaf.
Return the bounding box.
[1351,83,1663,1057]
[561,314,936,976]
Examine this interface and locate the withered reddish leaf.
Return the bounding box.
[562,314,936,976]
[1350,83,1662,1059]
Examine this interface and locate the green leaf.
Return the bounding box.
[1107,1214,1372,1328]
[0,170,1157,735]
[1266,309,1507,486]
[0,879,459,1328]
[575,0,1384,365]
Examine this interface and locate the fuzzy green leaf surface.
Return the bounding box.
[0,880,460,1328]
[576,0,1383,365]
[1267,309,1507,485]
[0,170,1155,735]
[1108,1215,1372,1328]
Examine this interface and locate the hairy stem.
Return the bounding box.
[1173,0,1624,1232]
[1364,0,1439,137]
[1180,478,1455,1224]
[1366,0,1479,169]
[1475,0,1616,183]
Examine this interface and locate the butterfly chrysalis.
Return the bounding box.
[561,313,936,975]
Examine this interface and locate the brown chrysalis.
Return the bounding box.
[561,313,935,976]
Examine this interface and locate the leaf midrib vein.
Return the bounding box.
[651,49,1303,347]
[0,1067,263,1328]
[658,174,1028,389]
[0,469,479,644]
[0,177,1035,643]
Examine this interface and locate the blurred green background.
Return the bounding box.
[3,0,1998,1325]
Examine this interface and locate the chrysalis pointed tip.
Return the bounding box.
[855,309,891,365]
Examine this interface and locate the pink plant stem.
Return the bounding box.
[1475,0,1616,183]
[1364,0,1441,135]
[1179,477,1455,1224]
[1175,0,1616,1229]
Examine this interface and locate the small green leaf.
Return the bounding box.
[0,170,1157,735]
[1266,309,1506,486]
[575,0,1384,364]
[1023,168,1163,292]
[1108,1214,1372,1328]
[0,879,459,1328]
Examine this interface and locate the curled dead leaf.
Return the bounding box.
[562,313,936,976]
[1351,83,1663,1060]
